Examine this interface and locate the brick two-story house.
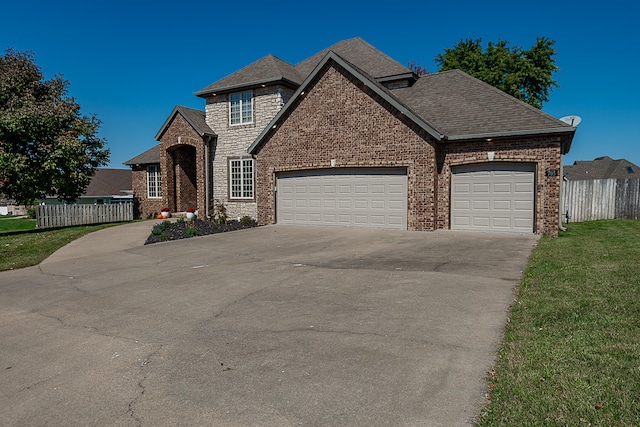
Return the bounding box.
[126,38,576,235]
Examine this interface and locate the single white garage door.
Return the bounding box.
[276,168,407,229]
[451,163,535,232]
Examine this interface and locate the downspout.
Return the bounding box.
[559,153,567,232]
[205,136,211,219]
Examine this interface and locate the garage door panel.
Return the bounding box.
[452,163,535,232]
[473,183,490,193]
[277,168,407,229]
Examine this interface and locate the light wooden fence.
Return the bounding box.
[562,178,640,222]
[36,203,133,229]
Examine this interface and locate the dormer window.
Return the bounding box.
[229,91,253,125]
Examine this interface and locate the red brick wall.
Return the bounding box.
[254,64,438,231]
[253,61,565,236]
[436,137,563,236]
[158,114,210,216]
[130,165,163,218]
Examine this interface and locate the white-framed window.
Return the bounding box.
[229,158,254,199]
[147,164,162,198]
[229,91,253,125]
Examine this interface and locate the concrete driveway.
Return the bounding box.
[0,223,538,426]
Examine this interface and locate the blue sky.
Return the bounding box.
[2,0,638,169]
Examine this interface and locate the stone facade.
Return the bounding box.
[205,85,295,220]
[253,62,565,236]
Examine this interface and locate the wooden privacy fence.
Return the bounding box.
[562,178,640,222]
[36,203,133,229]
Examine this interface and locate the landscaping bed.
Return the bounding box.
[145,218,257,244]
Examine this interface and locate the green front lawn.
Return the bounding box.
[0,216,36,232]
[0,223,121,271]
[478,220,640,426]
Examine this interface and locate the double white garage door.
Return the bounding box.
[275,164,535,232]
[276,168,407,229]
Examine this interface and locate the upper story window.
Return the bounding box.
[147,164,162,198]
[229,91,253,125]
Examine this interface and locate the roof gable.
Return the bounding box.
[392,70,574,142]
[295,37,414,82]
[195,54,302,97]
[154,106,215,141]
[248,51,443,155]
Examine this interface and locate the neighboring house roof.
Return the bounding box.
[154,106,216,140]
[124,144,160,165]
[564,156,639,180]
[195,54,302,97]
[83,169,132,197]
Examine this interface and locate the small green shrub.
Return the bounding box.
[176,217,185,224]
[240,216,255,227]
[26,207,36,219]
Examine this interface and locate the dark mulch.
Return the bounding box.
[145,219,257,245]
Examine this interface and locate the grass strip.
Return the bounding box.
[478,220,640,426]
[0,223,121,271]
[0,217,37,232]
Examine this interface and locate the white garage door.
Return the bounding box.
[451,163,535,232]
[276,168,407,229]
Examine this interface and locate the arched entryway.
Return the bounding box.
[171,145,197,212]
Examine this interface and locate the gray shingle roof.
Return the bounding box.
[392,70,573,140]
[124,144,160,165]
[564,156,639,180]
[154,106,215,141]
[83,169,132,196]
[295,37,414,81]
[195,54,303,97]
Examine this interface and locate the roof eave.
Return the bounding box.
[248,52,443,155]
[194,77,301,98]
[445,126,576,142]
[375,72,418,83]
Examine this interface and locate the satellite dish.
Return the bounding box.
[560,115,582,127]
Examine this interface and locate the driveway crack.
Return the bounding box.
[127,344,163,427]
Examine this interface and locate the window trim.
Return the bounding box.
[146,164,162,199]
[228,157,255,201]
[229,90,253,126]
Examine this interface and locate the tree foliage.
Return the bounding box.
[435,37,559,109]
[0,49,109,204]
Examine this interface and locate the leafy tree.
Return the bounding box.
[435,38,559,109]
[408,60,429,76]
[0,49,109,204]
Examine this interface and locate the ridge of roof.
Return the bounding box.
[294,37,413,81]
[248,51,444,155]
[195,54,302,97]
[154,105,216,141]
